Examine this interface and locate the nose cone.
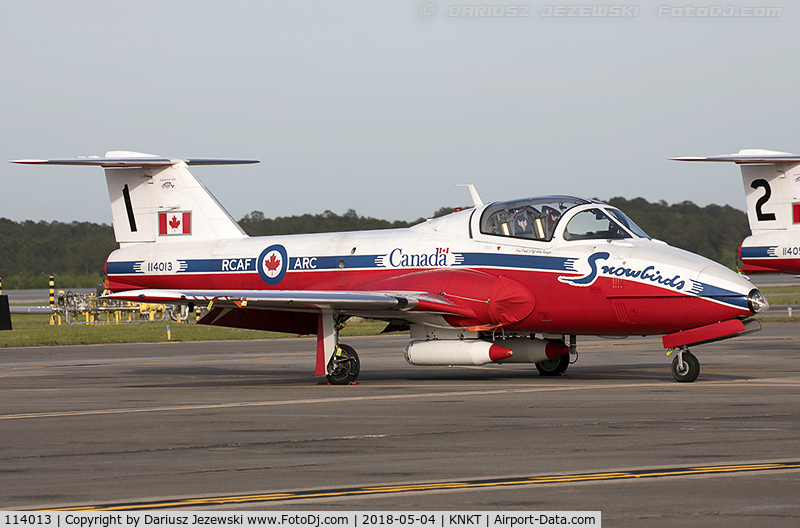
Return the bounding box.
[695,264,763,315]
[746,288,769,314]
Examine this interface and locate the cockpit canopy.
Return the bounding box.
[479,196,649,242]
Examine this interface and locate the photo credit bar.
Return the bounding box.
[0,512,601,528]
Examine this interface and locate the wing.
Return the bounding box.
[102,288,476,319]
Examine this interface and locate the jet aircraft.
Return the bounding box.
[673,149,800,275]
[12,152,769,383]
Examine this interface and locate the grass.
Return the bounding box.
[759,285,800,307]
[763,295,800,305]
[755,284,799,320]
[0,313,403,348]
[760,285,800,294]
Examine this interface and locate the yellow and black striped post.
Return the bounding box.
[49,275,55,325]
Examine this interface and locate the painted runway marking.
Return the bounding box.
[3,377,799,420]
[0,384,659,420]
[0,354,312,371]
[53,461,800,511]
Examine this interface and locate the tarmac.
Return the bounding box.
[1,323,799,526]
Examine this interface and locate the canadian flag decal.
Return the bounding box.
[158,211,192,236]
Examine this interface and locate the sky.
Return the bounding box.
[1,1,799,225]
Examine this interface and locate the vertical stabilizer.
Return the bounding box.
[11,152,259,246]
[737,157,800,234]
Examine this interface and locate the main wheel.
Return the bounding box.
[671,350,700,382]
[535,354,570,376]
[326,343,360,385]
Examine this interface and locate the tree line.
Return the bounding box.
[605,198,749,270]
[0,199,749,289]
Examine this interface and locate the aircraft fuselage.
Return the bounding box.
[106,202,760,337]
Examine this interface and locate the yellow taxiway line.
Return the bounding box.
[51,461,800,511]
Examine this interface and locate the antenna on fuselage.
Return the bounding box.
[456,184,484,208]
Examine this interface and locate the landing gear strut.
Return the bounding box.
[671,347,700,383]
[326,343,360,385]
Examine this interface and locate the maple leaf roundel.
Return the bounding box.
[257,244,289,285]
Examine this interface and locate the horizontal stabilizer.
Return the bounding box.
[10,157,259,167]
[672,149,800,164]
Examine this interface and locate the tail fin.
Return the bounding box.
[673,149,800,234]
[11,151,258,246]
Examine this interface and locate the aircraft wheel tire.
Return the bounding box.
[535,354,569,376]
[326,343,360,385]
[671,351,700,383]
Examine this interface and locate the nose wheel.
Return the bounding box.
[671,348,700,382]
[326,343,360,385]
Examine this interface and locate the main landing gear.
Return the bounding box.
[535,334,575,377]
[535,354,570,376]
[317,311,361,385]
[326,343,361,385]
[670,347,700,383]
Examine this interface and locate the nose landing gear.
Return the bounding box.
[670,347,700,383]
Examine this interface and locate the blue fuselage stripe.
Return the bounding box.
[107,253,577,275]
[740,246,775,258]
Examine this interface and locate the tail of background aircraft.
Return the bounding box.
[12,152,259,246]
[673,149,800,234]
[673,149,800,274]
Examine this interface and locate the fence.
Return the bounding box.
[5,275,203,325]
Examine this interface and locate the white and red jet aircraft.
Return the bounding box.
[674,149,800,275]
[12,152,769,383]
